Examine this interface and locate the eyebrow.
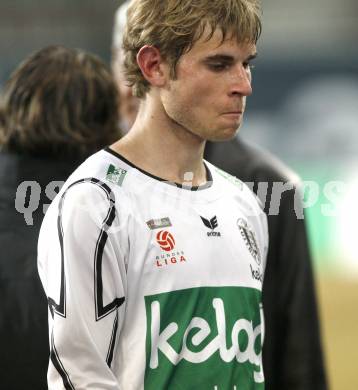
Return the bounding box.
[203,54,235,63]
[203,52,258,63]
[246,53,258,61]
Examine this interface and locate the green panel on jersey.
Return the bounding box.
[144,286,264,390]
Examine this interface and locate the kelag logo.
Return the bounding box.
[144,287,264,389]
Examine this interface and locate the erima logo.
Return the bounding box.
[200,216,221,237]
[149,297,264,383]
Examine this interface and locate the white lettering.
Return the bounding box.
[15,181,41,225]
[149,298,264,383]
[321,181,346,217]
[43,180,64,214]
[150,301,179,368]
[268,182,294,215]
[179,317,218,363]
[295,181,320,219]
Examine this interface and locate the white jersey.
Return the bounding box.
[38,148,268,390]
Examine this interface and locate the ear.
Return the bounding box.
[136,45,168,88]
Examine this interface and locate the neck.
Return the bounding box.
[112,93,207,186]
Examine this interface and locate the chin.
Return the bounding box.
[207,125,240,142]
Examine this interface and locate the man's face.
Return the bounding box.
[161,28,257,141]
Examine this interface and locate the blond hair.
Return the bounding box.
[123,0,262,98]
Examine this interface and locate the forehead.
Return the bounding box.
[184,27,256,60]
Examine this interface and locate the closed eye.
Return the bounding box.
[207,63,231,72]
[203,54,234,73]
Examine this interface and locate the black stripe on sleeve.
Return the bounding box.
[48,178,125,320]
[90,180,125,321]
[50,331,76,390]
[47,178,125,384]
[106,310,119,367]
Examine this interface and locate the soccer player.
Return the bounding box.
[38,1,268,388]
[112,1,328,389]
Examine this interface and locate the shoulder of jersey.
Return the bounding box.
[208,161,265,213]
[65,150,131,189]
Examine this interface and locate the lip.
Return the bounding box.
[224,111,243,114]
[222,111,243,118]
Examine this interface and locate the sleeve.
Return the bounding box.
[41,180,127,389]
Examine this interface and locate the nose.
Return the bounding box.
[229,65,252,97]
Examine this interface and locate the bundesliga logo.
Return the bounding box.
[156,230,175,251]
[155,230,187,267]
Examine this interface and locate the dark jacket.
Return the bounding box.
[0,151,78,390]
[205,138,328,390]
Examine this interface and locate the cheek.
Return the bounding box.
[164,71,221,127]
[183,80,218,110]
[177,63,221,107]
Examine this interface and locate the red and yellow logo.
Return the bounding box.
[156,230,176,252]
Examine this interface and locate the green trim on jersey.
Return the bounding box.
[144,286,264,390]
[214,167,244,190]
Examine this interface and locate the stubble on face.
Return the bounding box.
[160,27,256,143]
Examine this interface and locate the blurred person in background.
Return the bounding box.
[112,2,327,389]
[0,45,120,389]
